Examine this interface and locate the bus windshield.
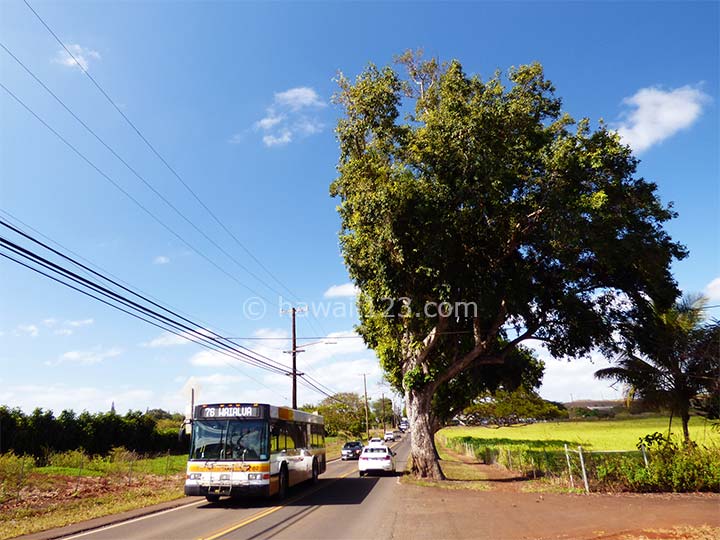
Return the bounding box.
[190,419,268,461]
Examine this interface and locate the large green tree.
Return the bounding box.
[370,396,394,428]
[462,387,568,427]
[596,294,719,442]
[316,393,366,437]
[331,52,685,479]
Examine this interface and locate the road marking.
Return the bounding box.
[198,468,357,540]
[60,500,205,539]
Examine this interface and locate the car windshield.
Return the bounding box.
[190,419,268,461]
[344,442,361,449]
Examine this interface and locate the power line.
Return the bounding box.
[226,335,364,340]
[0,208,235,339]
[21,0,328,338]
[0,222,291,377]
[0,42,295,303]
[0,81,275,304]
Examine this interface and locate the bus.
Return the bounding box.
[182,403,326,502]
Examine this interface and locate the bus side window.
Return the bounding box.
[285,424,295,450]
[270,422,280,452]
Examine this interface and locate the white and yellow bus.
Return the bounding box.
[183,403,326,502]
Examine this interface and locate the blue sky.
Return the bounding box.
[0,1,717,414]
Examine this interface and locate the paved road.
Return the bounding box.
[55,438,410,540]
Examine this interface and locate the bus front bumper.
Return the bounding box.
[185,483,271,498]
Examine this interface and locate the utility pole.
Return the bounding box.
[362,373,370,442]
[291,307,297,409]
[381,392,386,432]
[282,306,307,409]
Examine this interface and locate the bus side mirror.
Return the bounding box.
[178,419,192,444]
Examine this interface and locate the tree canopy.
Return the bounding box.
[331,51,685,478]
[462,387,568,427]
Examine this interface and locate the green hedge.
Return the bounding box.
[0,406,185,460]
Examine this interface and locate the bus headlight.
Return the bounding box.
[247,473,262,480]
[187,473,202,480]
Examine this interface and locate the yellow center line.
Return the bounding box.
[198,468,357,540]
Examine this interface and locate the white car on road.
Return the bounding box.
[358,445,396,476]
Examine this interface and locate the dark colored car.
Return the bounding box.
[341,441,364,460]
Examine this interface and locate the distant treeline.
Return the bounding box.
[0,406,185,459]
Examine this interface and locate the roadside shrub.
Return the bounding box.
[0,452,35,502]
[46,449,88,469]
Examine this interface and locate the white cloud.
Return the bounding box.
[0,383,155,414]
[616,85,709,152]
[228,133,245,144]
[144,332,190,348]
[704,277,720,302]
[249,87,326,148]
[68,318,94,327]
[255,111,285,130]
[274,87,325,111]
[525,340,624,402]
[53,44,101,71]
[253,328,289,340]
[50,347,122,366]
[153,255,170,265]
[295,117,324,135]
[54,329,74,336]
[43,318,57,327]
[324,282,359,298]
[15,324,39,337]
[262,129,293,147]
[189,350,230,367]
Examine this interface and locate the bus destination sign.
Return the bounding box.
[198,404,261,419]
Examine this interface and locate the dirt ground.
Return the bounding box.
[0,471,182,514]
[398,456,720,540]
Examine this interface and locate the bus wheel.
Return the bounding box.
[278,466,288,499]
[205,494,220,503]
[311,460,319,484]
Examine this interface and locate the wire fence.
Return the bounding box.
[443,435,652,493]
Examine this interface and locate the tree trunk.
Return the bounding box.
[680,410,691,444]
[406,386,445,480]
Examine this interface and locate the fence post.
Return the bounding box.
[577,446,589,494]
[641,444,649,468]
[564,444,574,489]
[16,456,25,504]
[165,451,170,476]
[75,455,83,494]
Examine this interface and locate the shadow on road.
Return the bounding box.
[197,476,381,510]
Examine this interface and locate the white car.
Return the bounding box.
[368,437,384,446]
[384,430,395,442]
[358,445,396,476]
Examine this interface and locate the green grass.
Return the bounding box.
[0,483,184,540]
[440,416,720,451]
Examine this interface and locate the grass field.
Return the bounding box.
[439,416,720,451]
